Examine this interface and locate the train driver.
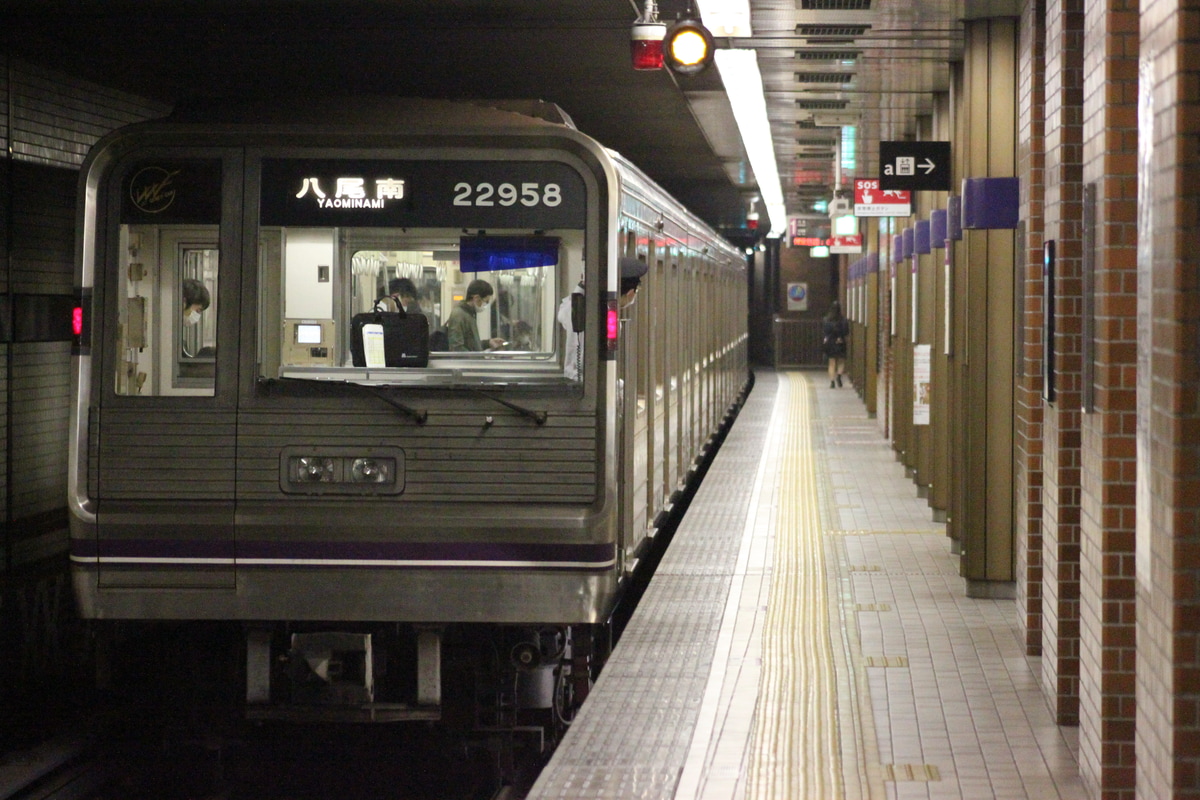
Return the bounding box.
[446,278,505,352]
[617,256,647,308]
[182,278,211,325]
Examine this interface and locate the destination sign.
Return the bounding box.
[260,159,587,229]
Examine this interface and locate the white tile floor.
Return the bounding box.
[529,370,1088,800]
[685,371,1087,800]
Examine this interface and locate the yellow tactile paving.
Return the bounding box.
[746,371,848,799]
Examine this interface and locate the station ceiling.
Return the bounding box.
[1,0,964,242]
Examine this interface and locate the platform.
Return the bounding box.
[528,369,1086,800]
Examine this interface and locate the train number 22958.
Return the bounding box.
[452,182,562,207]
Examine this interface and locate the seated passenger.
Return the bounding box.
[446,278,505,352]
[511,320,534,350]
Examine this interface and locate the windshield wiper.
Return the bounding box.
[468,388,548,426]
[366,387,428,424]
[260,377,428,425]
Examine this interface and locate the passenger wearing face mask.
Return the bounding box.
[182,278,210,326]
[445,278,505,352]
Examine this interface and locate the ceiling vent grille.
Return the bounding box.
[795,72,855,83]
[795,100,850,110]
[796,50,861,61]
[797,24,871,37]
[796,137,838,145]
[801,0,872,8]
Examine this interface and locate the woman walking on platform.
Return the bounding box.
[822,301,849,388]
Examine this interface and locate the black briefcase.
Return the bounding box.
[350,305,430,368]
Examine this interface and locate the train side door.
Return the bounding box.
[91,153,241,589]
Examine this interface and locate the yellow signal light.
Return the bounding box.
[664,19,715,75]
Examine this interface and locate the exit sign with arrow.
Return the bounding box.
[879,141,952,191]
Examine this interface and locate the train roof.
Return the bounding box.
[165,96,578,131]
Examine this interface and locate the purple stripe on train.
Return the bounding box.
[70,537,615,565]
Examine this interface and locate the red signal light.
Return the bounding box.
[631,22,667,70]
[72,306,83,336]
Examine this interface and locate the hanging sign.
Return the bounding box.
[853,178,912,217]
[879,141,952,191]
[828,235,863,254]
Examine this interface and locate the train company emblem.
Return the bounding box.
[129,166,180,214]
[295,176,406,209]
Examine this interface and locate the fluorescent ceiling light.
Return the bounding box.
[696,0,753,38]
[715,49,787,237]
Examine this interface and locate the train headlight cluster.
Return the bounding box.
[290,456,394,484]
[282,449,404,495]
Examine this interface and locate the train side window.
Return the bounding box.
[116,225,219,396]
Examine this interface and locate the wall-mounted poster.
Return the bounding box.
[913,344,931,425]
[787,282,809,311]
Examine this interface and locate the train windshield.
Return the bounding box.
[257,157,586,386]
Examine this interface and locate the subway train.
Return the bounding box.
[67,98,749,727]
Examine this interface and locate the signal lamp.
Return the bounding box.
[632,22,667,70]
[631,0,666,70]
[664,18,715,75]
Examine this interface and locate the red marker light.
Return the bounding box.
[72,306,84,336]
[631,22,666,70]
[606,300,619,353]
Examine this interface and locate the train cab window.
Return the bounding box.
[115,160,223,396]
[259,226,581,385]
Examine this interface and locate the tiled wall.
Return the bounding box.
[0,56,167,565]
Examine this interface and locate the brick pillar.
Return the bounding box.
[1040,0,1085,725]
[1016,0,1047,655]
[1136,0,1200,793]
[1076,0,1139,793]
